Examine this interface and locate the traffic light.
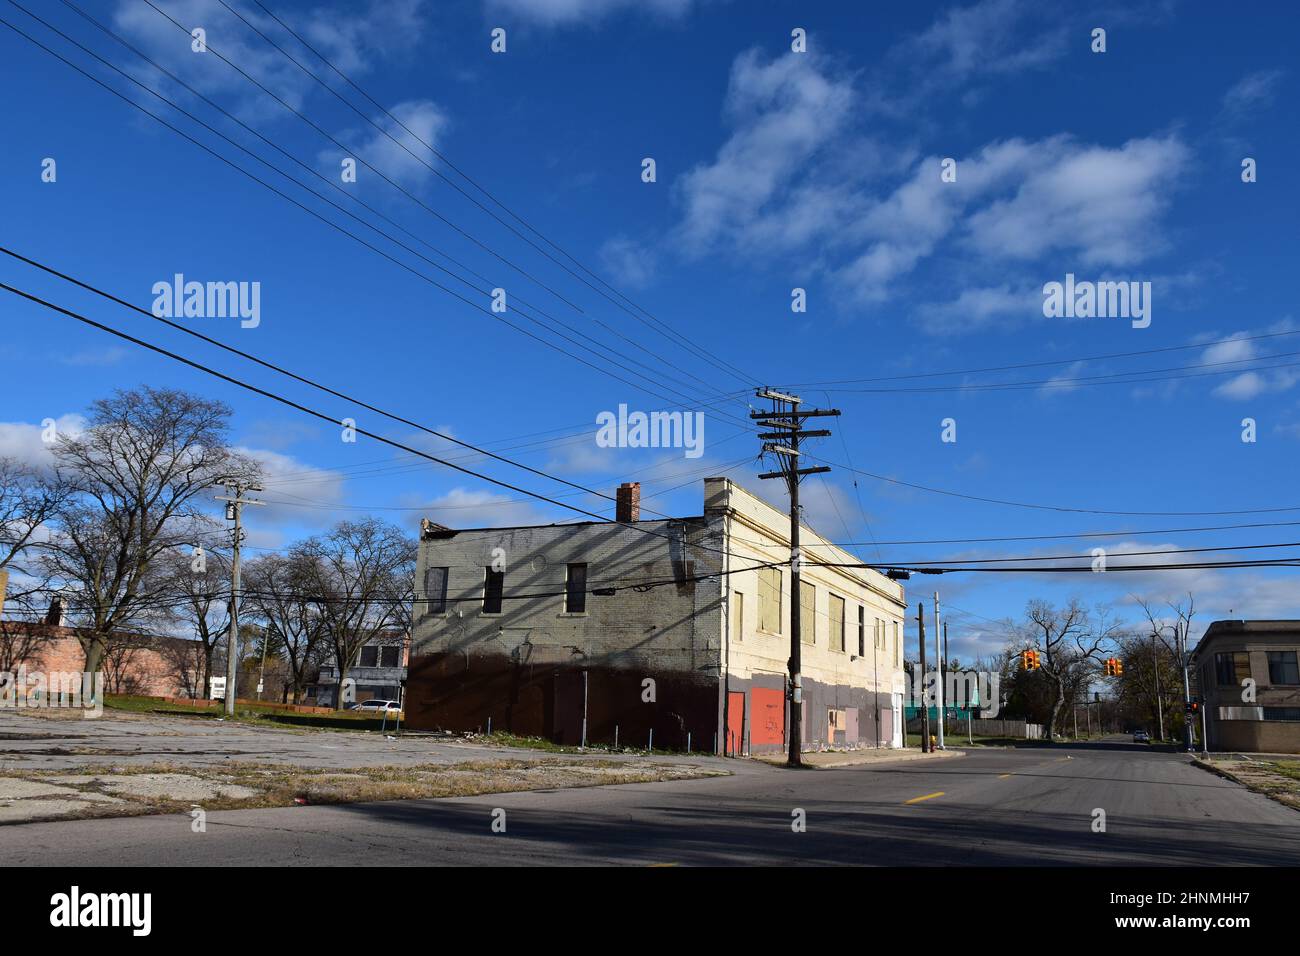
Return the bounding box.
[1114,659,1123,676]
[1189,700,1200,714]
[1021,649,1041,671]
[1103,657,1124,676]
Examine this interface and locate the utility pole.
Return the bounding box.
[942,621,950,741]
[216,481,263,718]
[754,389,838,769]
[873,620,881,748]
[917,603,930,752]
[1153,629,1165,742]
[1178,620,1194,753]
[934,592,945,750]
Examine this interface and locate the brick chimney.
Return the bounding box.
[616,482,641,522]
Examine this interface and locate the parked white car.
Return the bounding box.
[349,699,402,715]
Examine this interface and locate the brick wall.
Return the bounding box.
[0,621,199,698]
[409,514,725,745]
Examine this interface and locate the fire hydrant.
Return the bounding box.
[930,734,937,751]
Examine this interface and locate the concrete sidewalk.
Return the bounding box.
[752,748,963,769]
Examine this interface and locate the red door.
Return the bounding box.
[751,687,786,746]
[726,691,745,755]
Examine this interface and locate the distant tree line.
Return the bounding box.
[0,386,414,709]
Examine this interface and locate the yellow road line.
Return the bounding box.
[998,773,1012,779]
[904,791,945,804]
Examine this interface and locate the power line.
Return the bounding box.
[0,279,772,570]
[816,351,1300,394]
[238,0,756,390]
[841,539,1300,567]
[10,4,742,418]
[137,0,754,394]
[785,327,1300,387]
[796,446,1300,518]
[732,518,1300,549]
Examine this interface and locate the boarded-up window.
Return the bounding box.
[857,605,865,656]
[830,594,845,652]
[565,563,587,613]
[800,580,816,645]
[731,590,744,644]
[483,568,504,614]
[423,566,448,614]
[758,567,782,634]
[894,621,901,667]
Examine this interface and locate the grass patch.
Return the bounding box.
[103,695,398,733]
[1195,756,1300,812]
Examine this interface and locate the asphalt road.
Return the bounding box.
[3,737,1297,866]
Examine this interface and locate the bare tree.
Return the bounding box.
[1135,593,1197,741]
[0,457,66,615]
[298,519,414,710]
[1021,599,1122,739]
[242,549,327,704]
[163,543,232,700]
[39,388,258,687]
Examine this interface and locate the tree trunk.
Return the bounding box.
[335,663,349,710]
[201,646,213,702]
[82,636,107,704]
[1046,680,1066,741]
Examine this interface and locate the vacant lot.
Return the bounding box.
[0,707,730,824]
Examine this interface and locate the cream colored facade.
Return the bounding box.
[707,477,909,749]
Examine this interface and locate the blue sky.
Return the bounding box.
[2,0,1297,660]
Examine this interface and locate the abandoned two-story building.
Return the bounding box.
[405,477,907,754]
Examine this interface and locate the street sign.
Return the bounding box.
[209,676,226,700]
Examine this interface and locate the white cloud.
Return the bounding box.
[0,415,86,471]
[675,49,856,256]
[111,0,428,122]
[672,36,1188,314]
[962,135,1189,267]
[1221,69,1285,117]
[599,236,657,289]
[411,487,549,527]
[899,0,1066,79]
[485,0,694,26]
[916,284,1041,334]
[835,135,1188,304]
[323,99,449,188]
[1039,361,1087,396]
[1205,320,1300,400]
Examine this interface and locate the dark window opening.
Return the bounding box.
[1267,651,1300,685]
[566,563,588,613]
[423,566,448,614]
[483,568,504,614]
[359,646,378,668]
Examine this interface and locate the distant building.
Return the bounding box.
[0,601,203,699]
[1193,620,1300,754]
[310,631,408,707]
[406,477,908,753]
